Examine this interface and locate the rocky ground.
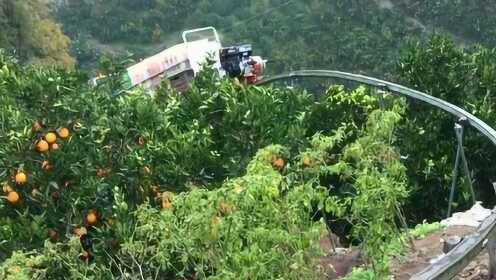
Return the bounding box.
[319,203,493,279]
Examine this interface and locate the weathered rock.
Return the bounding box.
[441,202,491,228]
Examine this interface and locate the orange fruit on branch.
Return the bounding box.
[272,157,285,169]
[57,127,70,139]
[86,210,98,226]
[7,191,20,204]
[36,139,49,152]
[44,132,57,144]
[50,143,59,151]
[14,171,27,184]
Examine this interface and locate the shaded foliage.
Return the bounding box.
[0,50,408,278]
[397,35,496,221]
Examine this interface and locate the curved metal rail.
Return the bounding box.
[257,70,496,280]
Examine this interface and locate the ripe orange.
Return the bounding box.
[51,143,59,150]
[3,184,13,194]
[15,172,27,184]
[272,158,285,169]
[44,132,57,144]
[36,140,49,152]
[86,210,98,225]
[57,127,70,139]
[7,191,20,204]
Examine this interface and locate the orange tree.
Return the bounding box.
[1,50,410,278]
[0,111,409,278]
[0,50,325,260]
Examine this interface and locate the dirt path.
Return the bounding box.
[391,226,475,279]
[318,225,490,279]
[319,237,362,278]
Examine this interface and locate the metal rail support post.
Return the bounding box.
[489,229,496,280]
[447,117,477,218]
[376,83,386,111]
[491,186,496,280]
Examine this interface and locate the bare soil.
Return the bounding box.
[319,237,362,279]
[391,225,475,280]
[318,225,492,279]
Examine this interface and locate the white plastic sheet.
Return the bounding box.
[441,201,492,228]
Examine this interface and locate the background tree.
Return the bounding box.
[54,0,496,76]
[397,35,496,221]
[0,0,75,69]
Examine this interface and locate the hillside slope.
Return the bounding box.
[0,0,74,69]
[56,1,495,76]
